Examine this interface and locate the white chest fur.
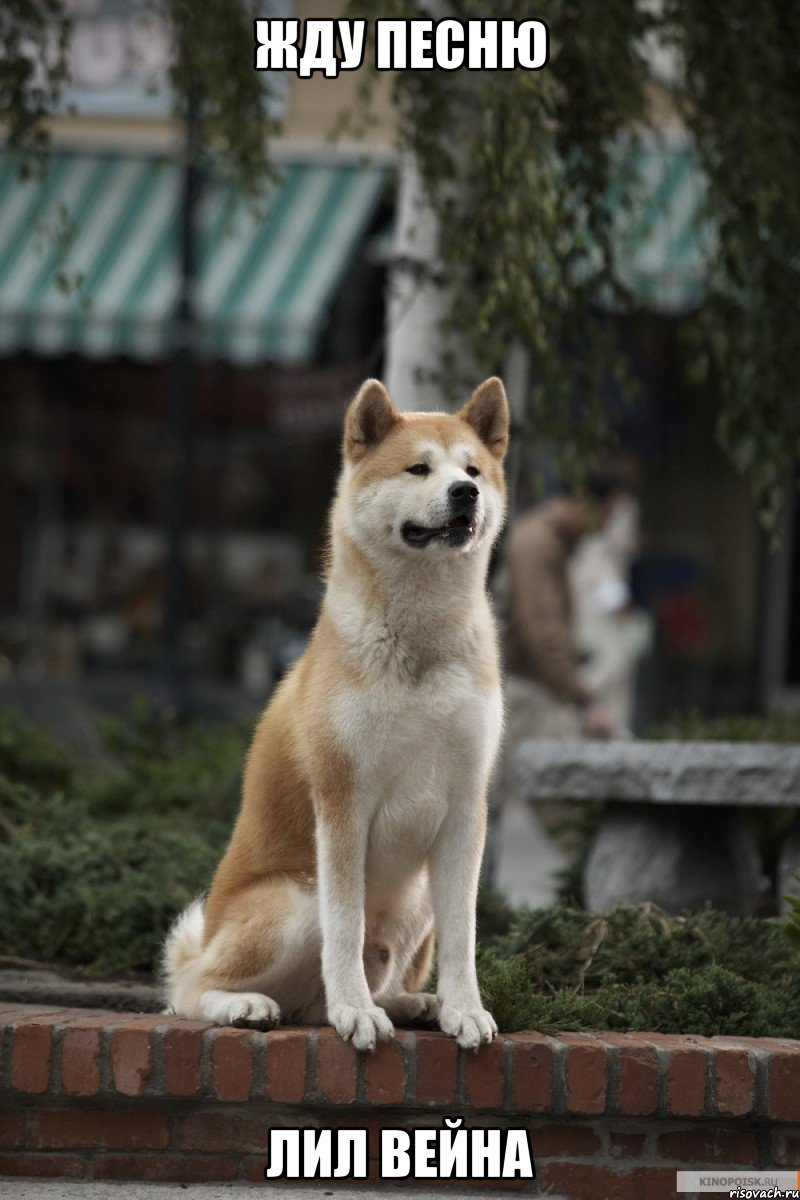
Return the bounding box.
[331,660,502,891]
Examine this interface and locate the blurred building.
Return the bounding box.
[0,3,791,723]
[0,0,397,697]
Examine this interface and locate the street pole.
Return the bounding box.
[160,80,202,714]
[483,340,530,887]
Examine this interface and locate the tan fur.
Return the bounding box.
[163,377,509,1050]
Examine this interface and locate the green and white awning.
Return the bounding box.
[0,136,709,362]
[0,151,389,363]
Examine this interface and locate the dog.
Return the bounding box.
[163,376,509,1051]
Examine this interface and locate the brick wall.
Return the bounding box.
[1,1004,799,1197]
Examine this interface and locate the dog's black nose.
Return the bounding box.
[448,480,479,508]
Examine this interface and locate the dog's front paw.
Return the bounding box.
[438,1002,497,1050]
[329,1003,394,1051]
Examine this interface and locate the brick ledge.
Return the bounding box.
[2,1003,800,1194]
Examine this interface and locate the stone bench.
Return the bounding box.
[516,740,800,914]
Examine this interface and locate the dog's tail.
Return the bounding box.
[161,898,206,1015]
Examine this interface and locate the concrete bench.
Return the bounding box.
[516,739,800,914]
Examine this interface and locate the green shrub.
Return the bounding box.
[475,903,800,1037]
[0,701,245,974]
[0,809,226,974]
[493,903,795,989]
[648,706,800,743]
[89,697,248,820]
[0,707,74,791]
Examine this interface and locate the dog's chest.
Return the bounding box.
[332,660,501,877]
[335,659,495,777]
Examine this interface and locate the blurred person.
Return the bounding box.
[489,469,628,909]
[570,489,653,732]
[503,469,627,744]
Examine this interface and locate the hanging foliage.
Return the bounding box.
[348,0,655,484]
[662,0,800,527]
[2,0,276,194]
[164,0,278,195]
[1,0,71,168]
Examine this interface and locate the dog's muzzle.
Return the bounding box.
[401,482,480,548]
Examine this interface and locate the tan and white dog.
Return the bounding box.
[163,376,509,1051]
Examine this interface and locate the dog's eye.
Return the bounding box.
[406,463,430,476]
[466,465,480,478]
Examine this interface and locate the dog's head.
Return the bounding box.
[336,378,509,562]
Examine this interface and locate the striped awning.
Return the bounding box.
[0,151,389,363]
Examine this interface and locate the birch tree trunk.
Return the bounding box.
[383,152,452,412]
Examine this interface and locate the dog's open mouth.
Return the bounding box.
[401,513,476,548]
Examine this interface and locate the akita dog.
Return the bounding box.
[163,376,509,1051]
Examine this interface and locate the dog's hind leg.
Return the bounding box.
[198,988,281,1029]
[165,876,323,1027]
[380,924,440,1026]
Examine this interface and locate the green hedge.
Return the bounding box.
[475,891,800,1038]
[0,702,247,974]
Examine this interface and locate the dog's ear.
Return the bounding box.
[459,377,509,460]
[344,379,400,462]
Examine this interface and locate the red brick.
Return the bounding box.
[771,1129,800,1166]
[0,1107,25,1148]
[211,1027,254,1102]
[60,1027,102,1097]
[363,1035,407,1105]
[602,1035,658,1116]
[176,1111,270,1153]
[609,1131,647,1159]
[0,1152,86,1178]
[162,1022,208,1097]
[60,1012,121,1032]
[769,1048,800,1122]
[562,1033,606,1116]
[110,1025,155,1096]
[538,1162,639,1200]
[658,1127,758,1165]
[94,1154,239,1182]
[0,1006,64,1025]
[464,1036,505,1109]
[335,1114,399,1160]
[243,1157,270,1183]
[315,1028,358,1104]
[666,1045,708,1117]
[264,1028,308,1103]
[414,1032,458,1106]
[712,1035,786,1051]
[532,1123,601,1157]
[713,1048,755,1117]
[641,1165,683,1200]
[31,1109,169,1151]
[9,1016,62,1093]
[508,1033,555,1113]
[540,1163,678,1200]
